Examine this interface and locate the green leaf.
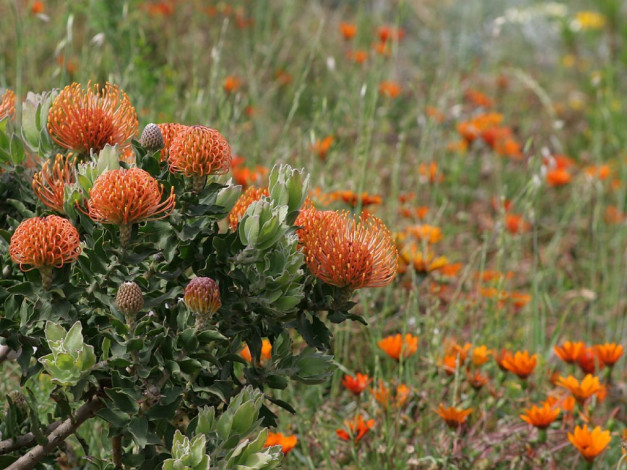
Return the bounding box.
[128,417,148,449]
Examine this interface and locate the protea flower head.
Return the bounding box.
[32,153,77,214]
[47,82,138,156]
[9,215,81,289]
[228,186,269,230]
[184,277,221,329]
[156,123,188,162]
[168,125,231,191]
[140,123,165,152]
[298,210,398,292]
[86,167,176,247]
[0,89,16,121]
[116,281,144,326]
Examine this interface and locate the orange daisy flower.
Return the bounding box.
[86,168,176,247]
[436,404,472,429]
[32,153,77,214]
[472,345,493,367]
[9,216,81,289]
[442,354,461,375]
[228,186,269,230]
[168,125,231,190]
[557,374,603,405]
[0,89,16,121]
[377,333,418,361]
[379,81,401,98]
[554,341,586,364]
[264,432,297,455]
[336,414,374,442]
[312,136,334,161]
[505,213,531,234]
[568,425,611,462]
[466,370,489,390]
[342,373,372,396]
[47,82,138,156]
[223,76,241,94]
[371,381,410,408]
[240,338,272,364]
[545,168,572,187]
[347,49,368,64]
[520,403,560,429]
[299,210,398,290]
[594,342,623,367]
[500,350,537,379]
[576,346,599,374]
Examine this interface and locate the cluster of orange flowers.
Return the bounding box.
[456,111,522,159]
[338,22,405,65]
[230,156,268,189]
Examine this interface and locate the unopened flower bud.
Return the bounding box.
[140,123,165,152]
[116,281,144,326]
[184,277,221,330]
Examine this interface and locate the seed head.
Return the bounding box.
[140,123,164,151]
[116,281,144,319]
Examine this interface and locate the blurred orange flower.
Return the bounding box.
[418,162,443,183]
[568,425,611,462]
[342,373,372,396]
[554,341,585,364]
[520,403,560,429]
[377,25,405,42]
[223,76,241,94]
[505,213,531,234]
[240,338,272,364]
[371,381,410,408]
[576,346,599,374]
[407,224,443,243]
[312,135,334,161]
[264,432,297,455]
[378,333,418,361]
[466,370,489,390]
[336,414,374,442]
[339,22,357,40]
[436,404,472,429]
[546,168,572,187]
[595,342,623,367]
[347,49,368,64]
[472,345,493,367]
[501,350,537,379]
[557,374,603,405]
[31,1,44,14]
[379,81,401,98]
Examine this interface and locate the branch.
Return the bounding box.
[5,397,104,470]
[0,422,62,455]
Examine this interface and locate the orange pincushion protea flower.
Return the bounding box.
[9,216,81,271]
[264,432,297,455]
[168,125,231,178]
[157,123,188,162]
[336,414,374,442]
[299,211,397,290]
[10,216,81,289]
[47,82,138,155]
[595,342,623,367]
[436,404,472,429]
[228,186,269,231]
[378,333,418,361]
[0,89,16,121]
[520,402,560,429]
[342,373,372,396]
[32,153,77,214]
[568,425,611,462]
[554,341,586,364]
[87,168,175,246]
[500,350,537,379]
[557,374,603,405]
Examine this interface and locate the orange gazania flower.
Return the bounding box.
[379,81,401,98]
[436,404,472,429]
[336,414,374,442]
[86,168,175,246]
[312,135,334,160]
[466,370,489,390]
[240,338,272,364]
[299,210,398,290]
[347,49,368,64]
[554,341,586,364]
[168,125,232,179]
[500,350,537,379]
[32,153,77,214]
[546,168,572,187]
[377,25,405,42]
[494,348,512,371]
[595,342,623,367]
[223,76,241,94]
[377,333,418,361]
[568,425,611,463]
[228,186,269,230]
[442,354,461,375]
[543,394,575,414]
[47,82,138,155]
[520,403,560,429]
[342,373,372,396]
[406,224,443,244]
[264,432,297,455]
[31,1,44,14]
[9,215,81,272]
[339,22,357,40]
[557,374,603,405]
[505,213,531,234]
[0,89,16,121]
[156,123,188,162]
[418,162,443,183]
